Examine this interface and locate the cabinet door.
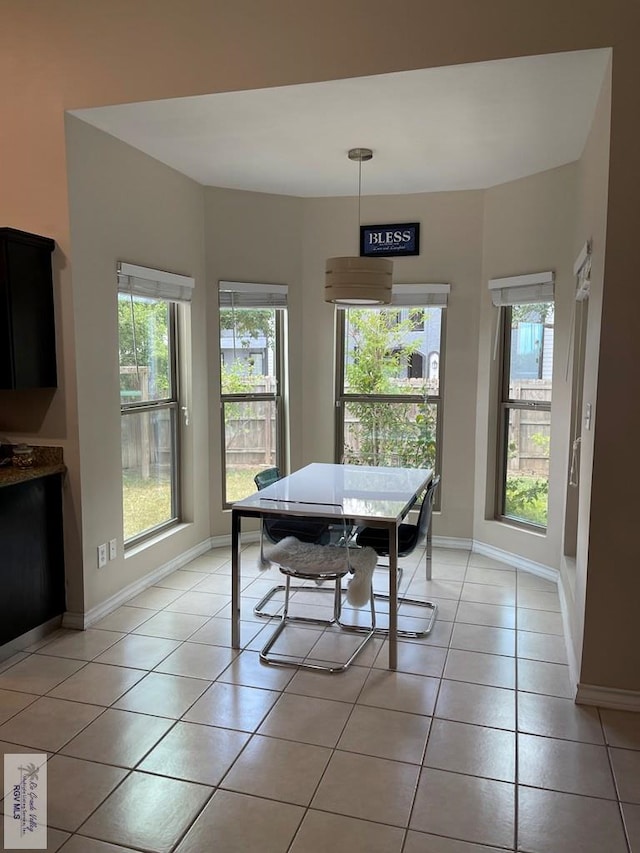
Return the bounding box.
[0,230,57,389]
[0,476,65,645]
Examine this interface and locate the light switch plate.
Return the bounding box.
[97,544,107,568]
[109,539,117,560]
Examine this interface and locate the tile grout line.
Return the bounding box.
[402,549,467,848]
[598,705,634,853]
[280,543,431,851]
[281,653,377,853]
[513,559,521,853]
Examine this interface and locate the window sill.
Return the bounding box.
[124,521,192,559]
[493,516,547,537]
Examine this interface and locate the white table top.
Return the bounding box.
[233,462,433,524]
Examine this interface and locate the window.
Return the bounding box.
[335,284,448,484]
[490,272,554,529]
[117,262,194,545]
[218,281,287,506]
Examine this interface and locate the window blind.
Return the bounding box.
[390,283,450,307]
[336,283,450,309]
[218,280,288,308]
[488,271,554,307]
[117,262,195,303]
[573,241,592,302]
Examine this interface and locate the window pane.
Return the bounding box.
[219,308,276,395]
[343,400,438,469]
[223,399,277,503]
[121,408,175,540]
[508,302,554,399]
[118,294,172,405]
[344,307,442,397]
[504,407,550,526]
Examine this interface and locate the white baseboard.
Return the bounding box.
[65,537,217,630]
[576,683,640,712]
[471,539,558,581]
[209,531,260,548]
[61,612,86,630]
[556,577,580,698]
[433,536,473,550]
[0,616,64,661]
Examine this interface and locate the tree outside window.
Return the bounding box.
[338,306,443,478]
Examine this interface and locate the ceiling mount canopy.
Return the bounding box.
[325,148,393,306]
[347,147,373,163]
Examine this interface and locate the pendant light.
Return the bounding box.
[325,148,393,305]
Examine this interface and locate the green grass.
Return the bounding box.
[123,466,275,539]
[124,466,550,540]
[122,473,172,541]
[225,466,267,503]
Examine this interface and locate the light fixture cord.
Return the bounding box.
[128,285,141,390]
[358,157,362,227]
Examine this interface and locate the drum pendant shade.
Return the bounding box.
[325,256,393,305]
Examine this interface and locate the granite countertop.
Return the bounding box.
[0,446,65,487]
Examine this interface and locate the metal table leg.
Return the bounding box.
[231,509,241,649]
[388,521,398,670]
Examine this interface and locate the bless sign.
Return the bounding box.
[360,222,420,257]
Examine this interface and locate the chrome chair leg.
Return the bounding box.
[254,581,337,620]
[338,600,437,638]
[259,572,376,672]
[340,549,437,638]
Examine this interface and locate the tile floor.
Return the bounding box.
[0,544,639,852]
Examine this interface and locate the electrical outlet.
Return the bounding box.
[97,543,107,568]
[109,538,117,560]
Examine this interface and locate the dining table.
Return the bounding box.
[230,461,434,670]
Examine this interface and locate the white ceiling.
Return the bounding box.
[71,48,609,198]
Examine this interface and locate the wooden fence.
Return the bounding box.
[507,380,552,477]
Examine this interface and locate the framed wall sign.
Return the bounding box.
[360,222,420,258]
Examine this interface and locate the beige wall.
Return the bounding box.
[476,163,578,568]
[576,60,636,692]
[65,116,209,612]
[2,0,639,695]
[563,66,612,681]
[204,187,305,530]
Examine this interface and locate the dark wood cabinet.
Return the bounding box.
[0,227,57,389]
[0,474,65,645]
